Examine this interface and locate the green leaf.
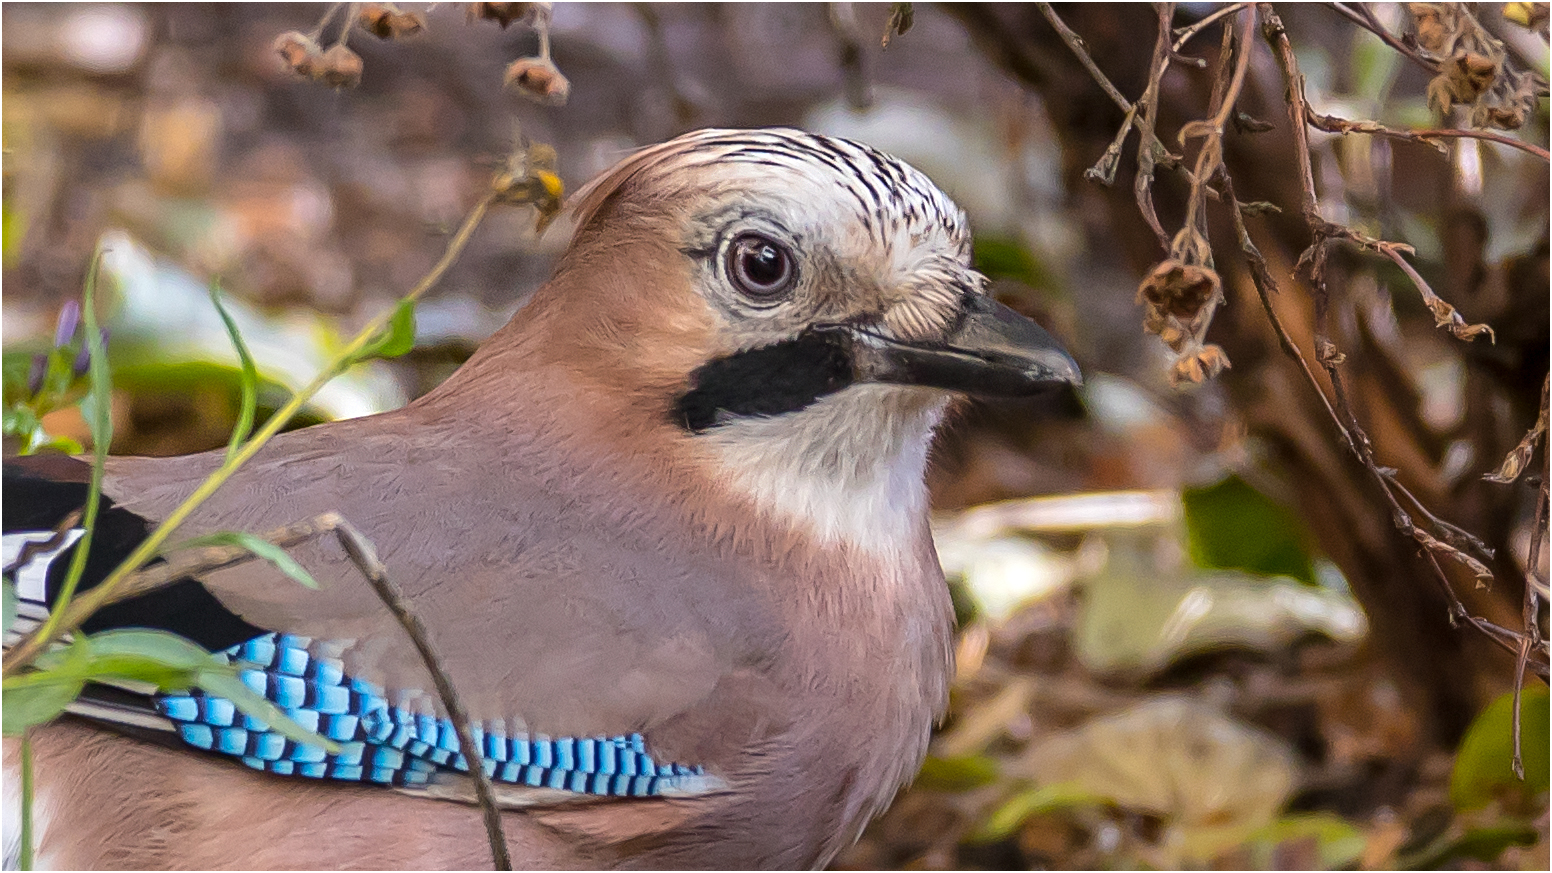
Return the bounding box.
[2,678,83,735]
[3,638,93,735]
[970,782,1110,843]
[347,298,417,366]
[16,630,206,690]
[1450,687,1550,812]
[165,532,320,589]
[209,284,259,464]
[82,628,212,668]
[195,669,341,753]
[916,753,999,792]
[1182,475,1316,585]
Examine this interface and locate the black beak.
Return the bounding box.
[829,294,1081,396]
[674,295,1080,433]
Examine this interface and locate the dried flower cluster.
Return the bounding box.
[272,2,567,107]
[1136,259,1230,387]
[1410,2,1543,130]
[273,31,364,89]
[359,4,427,40]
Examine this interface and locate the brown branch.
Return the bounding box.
[1134,3,1180,252]
[1038,3,1133,112]
[1374,240,1496,343]
[327,515,513,870]
[1325,2,1441,74]
[1035,3,1161,187]
[1308,109,1552,162]
[1178,7,1257,253]
[1223,173,1351,445]
[1173,2,1251,52]
[1513,377,1550,777]
[1487,374,1550,484]
[1258,3,1546,679]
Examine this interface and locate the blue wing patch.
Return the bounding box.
[156,633,706,797]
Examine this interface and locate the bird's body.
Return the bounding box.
[3,129,1078,869]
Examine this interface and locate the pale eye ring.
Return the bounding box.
[726,233,796,301]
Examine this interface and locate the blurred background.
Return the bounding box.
[2,3,1547,868]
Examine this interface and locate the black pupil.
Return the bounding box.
[738,239,786,290]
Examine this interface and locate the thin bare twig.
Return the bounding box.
[1174,2,1251,52]
[1135,4,1181,252]
[328,515,513,870]
[1375,240,1495,343]
[1178,7,1258,251]
[1325,2,1441,74]
[1308,109,1552,162]
[1513,377,1550,777]
[1488,375,1550,484]
[4,510,516,868]
[1035,3,1159,186]
[1258,4,1547,683]
[1223,173,1350,443]
[1038,3,1133,112]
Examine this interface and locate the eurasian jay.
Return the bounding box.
[2,128,1080,869]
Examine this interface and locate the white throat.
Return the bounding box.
[697,384,947,554]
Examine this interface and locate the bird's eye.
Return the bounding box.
[726,233,796,301]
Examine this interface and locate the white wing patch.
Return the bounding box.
[3,529,83,644]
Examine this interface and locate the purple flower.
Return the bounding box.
[54,300,81,348]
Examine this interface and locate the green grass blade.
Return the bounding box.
[209,284,259,464]
[35,252,111,645]
[166,531,321,589]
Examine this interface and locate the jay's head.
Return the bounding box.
[527,128,1081,439]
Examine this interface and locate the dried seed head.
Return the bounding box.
[1454,51,1499,98]
[1137,259,1222,322]
[359,4,426,40]
[313,44,364,89]
[504,56,570,105]
[1409,3,1449,52]
[1169,344,1231,387]
[273,30,322,77]
[469,2,535,28]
